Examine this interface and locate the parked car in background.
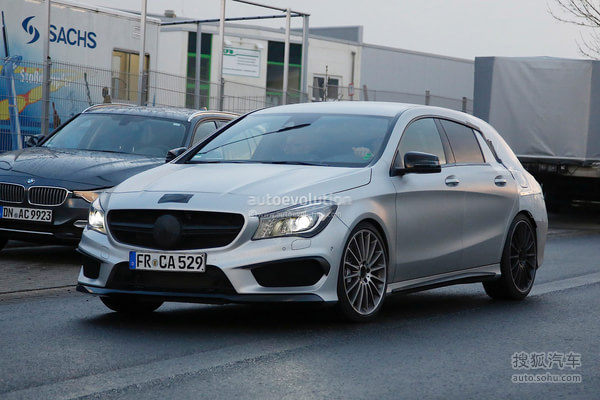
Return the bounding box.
[0,104,237,250]
[76,102,548,321]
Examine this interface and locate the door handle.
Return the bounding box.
[445,176,460,187]
[494,176,508,186]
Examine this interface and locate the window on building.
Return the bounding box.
[186,32,213,109]
[266,41,302,105]
[111,50,149,103]
[312,76,340,101]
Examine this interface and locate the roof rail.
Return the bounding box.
[186,110,239,122]
[81,103,136,113]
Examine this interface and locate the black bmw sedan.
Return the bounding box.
[0,104,237,251]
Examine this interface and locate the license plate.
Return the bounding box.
[129,251,206,272]
[0,206,52,222]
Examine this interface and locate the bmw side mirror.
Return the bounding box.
[165,147,188,163]
[392,151,442,176]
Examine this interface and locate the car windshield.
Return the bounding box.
[188,113,393,167]
[43,113,189,157]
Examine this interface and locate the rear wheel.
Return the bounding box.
[483,215,537,300]
[337,222,388,322]
[100,297,163,313]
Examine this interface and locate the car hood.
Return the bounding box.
[0,147,164,190]
[107,162,372,213]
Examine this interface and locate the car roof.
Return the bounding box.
[82,104,237,122]
[252,101,419,117]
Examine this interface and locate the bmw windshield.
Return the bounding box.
[43,114,189,157]
[188,113,393,167]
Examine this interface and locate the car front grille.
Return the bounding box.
[28,187,69,206]
[0,183,69,206]
[0,183,25,203]
[107,210,245,250]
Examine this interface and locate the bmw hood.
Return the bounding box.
[107,162,372,212]
[0,147,164,190]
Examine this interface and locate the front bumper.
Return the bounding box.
[77,215,349,304]
[0,196,90,245]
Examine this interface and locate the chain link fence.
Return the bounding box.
[1,57,472,151]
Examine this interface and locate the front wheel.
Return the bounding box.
[483,215,537,300]
[337,222,388,322]
[101,297,163,313]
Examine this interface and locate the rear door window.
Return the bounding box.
[439,119,484,164]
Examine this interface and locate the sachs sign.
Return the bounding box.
[22,16,97,49]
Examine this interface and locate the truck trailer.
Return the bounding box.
[474,56,600,210]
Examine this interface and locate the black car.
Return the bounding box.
[0,104,237,250]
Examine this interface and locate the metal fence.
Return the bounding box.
[1,57,473,151]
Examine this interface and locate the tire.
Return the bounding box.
[337,222,388,322]
[100,297,163,313]
[483,215,537,300]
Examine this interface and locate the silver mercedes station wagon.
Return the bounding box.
[77,102,548,321]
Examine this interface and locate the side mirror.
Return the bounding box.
[392,151,442,176]
[25,135,42,147]
[165,147,187,163]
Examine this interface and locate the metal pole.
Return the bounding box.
[282,8,290,105]
[301,14,309,102]
[41,0,51,137]
[350,51,355,101]
[194,23,202,109]
[217,0,226,110]
[137,0,147,106]
[425,90,431,105]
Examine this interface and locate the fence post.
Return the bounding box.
[362,84,369,101]
[219,78,225,111]
[194,23,202,109]
[425,90,430,105]
[462,96,467,113]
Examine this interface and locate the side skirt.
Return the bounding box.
[387,264,501,295]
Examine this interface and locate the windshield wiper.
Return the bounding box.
[195,123,312,157]
[268,160,330,166]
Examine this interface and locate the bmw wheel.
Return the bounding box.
[101,297,163,313]
[337,222,388,322]
[483,214,537,300]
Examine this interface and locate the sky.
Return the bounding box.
[86,0,589,60]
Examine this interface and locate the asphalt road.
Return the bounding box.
[0,207,599,399]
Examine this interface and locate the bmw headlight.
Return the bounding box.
[253,202,337,240]
[74,189,108,203]
[88,198,106,234]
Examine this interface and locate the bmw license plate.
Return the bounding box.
[129,251,206,272]
[0,206,52,223]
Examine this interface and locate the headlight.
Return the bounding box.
[74,190,106,203]
[253,202,337,240]
[88,198,106,234]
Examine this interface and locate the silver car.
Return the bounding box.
[77,102,547,321]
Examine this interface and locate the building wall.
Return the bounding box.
[360,44,473,107]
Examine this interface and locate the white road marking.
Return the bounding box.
[531,272,600,296]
